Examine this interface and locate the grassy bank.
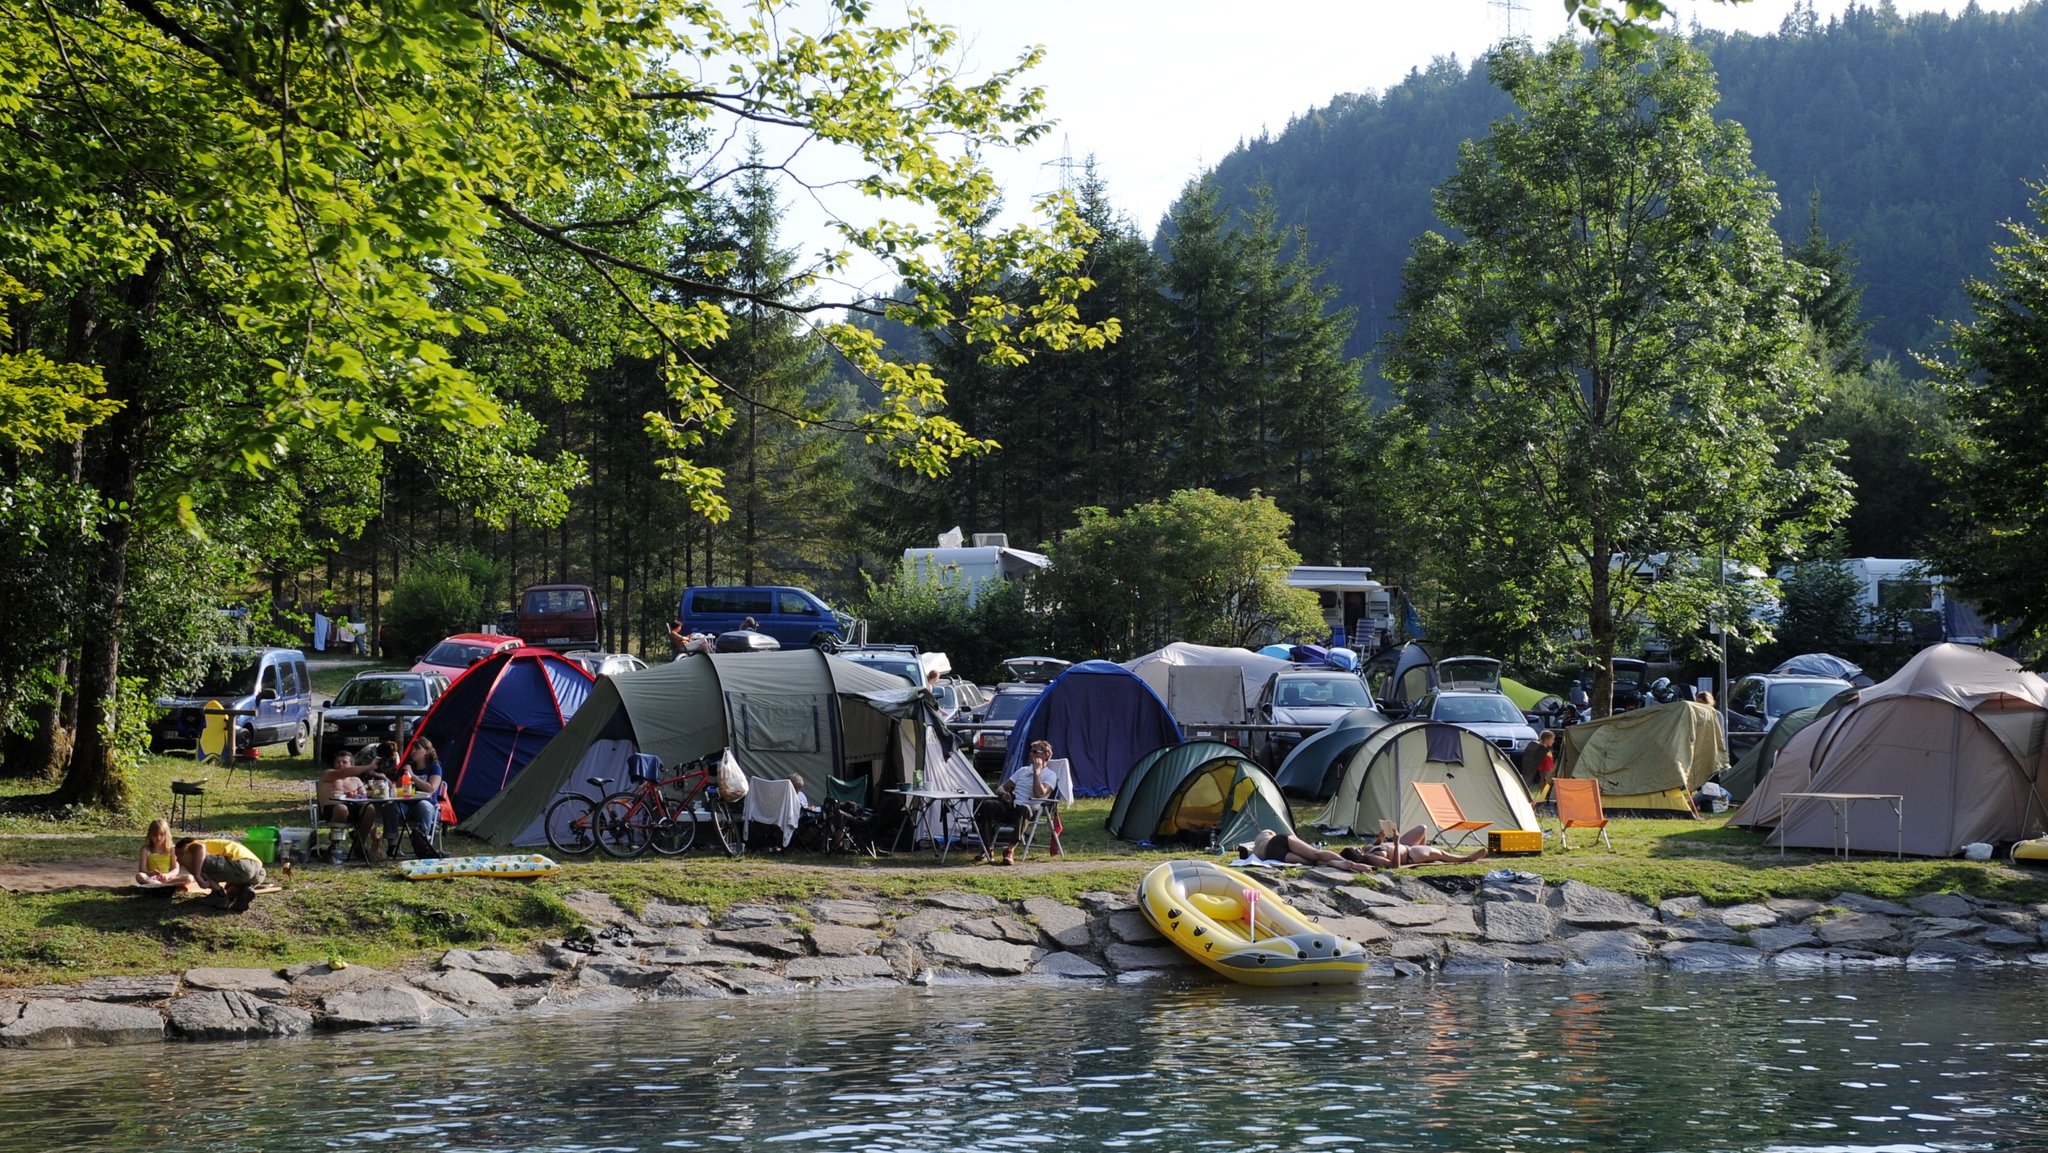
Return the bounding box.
[7,748,2048,989]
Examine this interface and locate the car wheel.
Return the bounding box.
[810,631,840,652]
[286,721,308,757]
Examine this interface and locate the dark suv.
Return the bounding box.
[314,671,449,766]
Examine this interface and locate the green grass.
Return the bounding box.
[6,783,2048,988]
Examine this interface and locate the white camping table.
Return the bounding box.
[1778,792,1904,860]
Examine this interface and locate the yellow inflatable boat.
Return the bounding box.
[1138,859,1370,986]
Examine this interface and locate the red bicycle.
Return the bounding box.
[595,756,745,858]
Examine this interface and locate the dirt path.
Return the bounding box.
[0,857,135,893]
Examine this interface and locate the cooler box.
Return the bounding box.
[1488,829,1544,856]
[244,825,280,864]
[277,827,315,863]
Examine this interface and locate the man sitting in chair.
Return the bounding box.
[978,739,1057,866]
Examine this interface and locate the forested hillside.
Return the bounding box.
[1203,0,2048,388]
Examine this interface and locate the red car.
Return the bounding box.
[410,633,521,680]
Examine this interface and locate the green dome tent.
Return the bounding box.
[1721,704,1823,802]
[1106,740,1294,848]
[1312,720,1540,838]
[1273,707,1389,799]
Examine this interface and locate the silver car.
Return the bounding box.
[1415,688,1540,756]
[1254,669,1378,765]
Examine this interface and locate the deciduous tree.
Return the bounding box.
[1383,37,1847,713]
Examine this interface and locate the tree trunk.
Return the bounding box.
[1588,546,1617,719]
[61,255,167,811]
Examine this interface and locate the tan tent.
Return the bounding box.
[1735,644,2048,856]
[1312,720,1540,837]
[1727,719,1827,829]
[1558,701,1725,812]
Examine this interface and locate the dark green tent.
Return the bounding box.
[1106,740,1293,847]
[1722,704,1821,802]
[463,649,930,846]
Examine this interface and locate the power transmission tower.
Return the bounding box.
[1489,0,1529,41]
[1042,134,1078,198]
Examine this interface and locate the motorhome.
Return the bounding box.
[901,529,1049,607]
[1284,566,1395,652]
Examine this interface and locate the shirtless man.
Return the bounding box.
[1239,829,1375,874]
[317,752,367,825]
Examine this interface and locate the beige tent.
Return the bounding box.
[1312,720,1539,837]
[1734,644,2048,856]
[1558,701,1725,812]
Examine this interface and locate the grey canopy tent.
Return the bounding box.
[1105,740,1294,848]
[463,649,933,846]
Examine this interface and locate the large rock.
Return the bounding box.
[1764,898,1827,921]
[708,969,802,996]
[959,916,1040,945]
[1832,893,1914,917]
[1660,941,1766,971]
[810,899,885,927]
[1105,910,1163,944]
[439,949,559,985]
[183,967,293,999]
[1318,915,1391,945]
[319,985,462,1030]
[1907,893,1976,919]
[923,891,1001,913]
[1559,930,1652,969]
[1657,896,1706,921]
[1555,882,1655,929]
[411,969,516,1012]
[1023,897,1093,949]
[784,956,897,983]
[1717,904,1778,931]
[925,932,1042,975]
[1906,938,2007,967]
[639,901,712,927]
[26,975,180,1003]
[1444,941,1563,973]
[0,999,165,1049]
[1482,902,1554,944]
[1747,925,1821,953]
[167,990,313,1040]
[583,959,671,989]
[709,925,806,957]
[1104,943,1195,972]
[1330,884,1411,914]
[285,962,388,997]
[806,924,882,956]
[1815,913,1897,945]
[1032,952,1109,980]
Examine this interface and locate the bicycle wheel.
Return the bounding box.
[544,793,600,856]
[647,794,696,856]
[710,797,747,857]
[594,792,652,858]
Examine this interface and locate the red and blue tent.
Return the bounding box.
[404,647,593,821]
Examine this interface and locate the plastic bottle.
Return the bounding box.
[400,767,414,799]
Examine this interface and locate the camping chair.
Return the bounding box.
[1015,758,1075,860]
[742,777,803,851]
[1413,781,1492,850]
[819,775,876,855]
[1553,778,1612,850]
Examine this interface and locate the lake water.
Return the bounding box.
[6,969,2048,1152]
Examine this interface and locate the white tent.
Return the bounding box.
[1122,643,1289,725]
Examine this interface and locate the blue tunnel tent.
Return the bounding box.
[1106,740,1294,848]
[1273,707,1391,799]
[404,647,594,824]
[461,649,930,846]
[1004,660,1182,796]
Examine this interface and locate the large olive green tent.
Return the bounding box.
[1311,721,1540,838]
[463,649,930,846]
[1105,740,1294,848]
[1558,701,1726,813]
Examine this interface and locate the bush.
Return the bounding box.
[386,552,501,659]
[855,568,1045,684]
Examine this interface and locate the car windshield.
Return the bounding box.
[335,678,426,707]
[985,692,1039,722]
[1435,694,1525,725]
[194,658,259,698]
[424,642,491,667]
[1766,681,1843,716]
[1275,676,1371,708]
[849,657,919,684]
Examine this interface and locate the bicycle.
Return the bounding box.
[542,772,623,856]
[594,755,746,858]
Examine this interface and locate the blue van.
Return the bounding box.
[679,586,849,649]
[149,646,315,756]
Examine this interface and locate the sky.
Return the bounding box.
[786,0,2025,296]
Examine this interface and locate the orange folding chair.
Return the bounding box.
[1412,781,1492,849]
[1553,777,1612,850]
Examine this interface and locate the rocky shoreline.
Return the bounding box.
[5,864,2043,1050]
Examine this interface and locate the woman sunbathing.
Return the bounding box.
[1340,823,1488,867]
